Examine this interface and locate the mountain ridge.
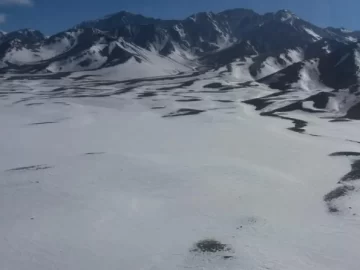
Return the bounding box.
[0,7,359,88]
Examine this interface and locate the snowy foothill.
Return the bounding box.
[1,71,360,270]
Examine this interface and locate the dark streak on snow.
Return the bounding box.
[6,165,53,172]
[176,98,202,102]
[330,152,360,157]
[53,101,70,106]
[137,91,157,98]
[12,97,33,105]
[163,108,205,117]
[151,106,166,110]
[329,118,351,123]
[215,99,234,103]
[84,152,105,156]
[25,102,44,106]
[29,117,70,126]
[29,121,60,125]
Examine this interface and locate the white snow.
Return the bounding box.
[174,24,186,38]
[354,48,360,79]
[340,28,353,33]
[4,47,41,64]
[285,48,304,63]
[322,44,331,54]
[292,59,330,91]
[38,37,76,59]
[188,15,196,22]
[335,53,350,67]
[257,57,282,78]
[278,10,299,24]
[70,52,190,81]
[47,44,108,73]
[346,36,358,42]
[255,49,304,79]
[226,58,254,82]
[302,101,324,111]
[0,77,360,270]
[303,27,322,41]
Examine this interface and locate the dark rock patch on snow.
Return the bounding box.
[204,83,223,89]
[324,185,356,213]
[191,239,232,253]
[329,118,351,123]
[346,102,360,120]
[330,152,360,157]
[176,97,202,102]
[262,113,308,134]
[340,160,360,182]
[324,185,355,202]
[137,91,157,98]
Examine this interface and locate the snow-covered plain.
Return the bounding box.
[1,72,360,270]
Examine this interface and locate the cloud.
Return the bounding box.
[0,14,6,24]
[0,0,33,6]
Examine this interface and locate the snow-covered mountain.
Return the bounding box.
[0,8,358,77]
[240,43,360,119]
[1,7,360,118]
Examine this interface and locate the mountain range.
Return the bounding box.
[1,8,360,119]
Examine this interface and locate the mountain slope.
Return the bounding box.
[242,43,360,119]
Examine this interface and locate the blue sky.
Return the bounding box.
[1,0,359,34]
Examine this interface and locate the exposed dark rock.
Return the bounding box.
[137,91,157,98]
[330,152,360,157]
[324,185,355,202]
[191,239,231,253]
[346,102,360,120]
[203,83,223,89]
[340,160,360,182]
[261,112,308,134]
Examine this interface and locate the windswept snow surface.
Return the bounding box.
[0,74,360,270]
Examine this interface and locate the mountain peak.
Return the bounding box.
[187,11,215,22]
[275,9,299,21]
[340,27,353,33]
[103,10,134,18]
